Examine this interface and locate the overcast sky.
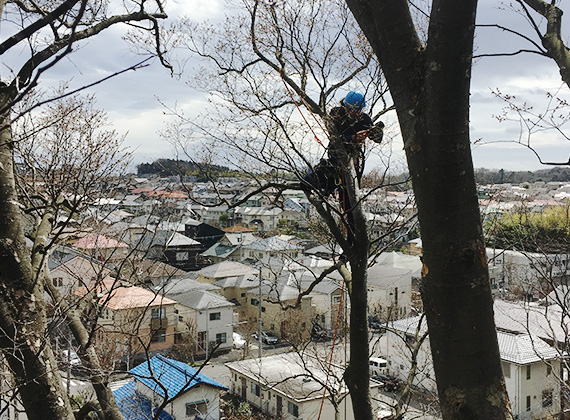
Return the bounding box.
[9,0,570,173]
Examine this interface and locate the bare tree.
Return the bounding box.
[0,1,169,419]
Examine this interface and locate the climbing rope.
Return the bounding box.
[279,68,327,147]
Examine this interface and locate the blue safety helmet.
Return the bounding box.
[342,91,366,111]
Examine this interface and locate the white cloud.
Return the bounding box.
[166,0,224,20]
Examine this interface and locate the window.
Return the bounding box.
[209,312,221,321]
[542,389,553,408]
[186,402,207,417]
[287,401,299,417]
[251,383,260,396]
[251,298,259,306]
[501,361,511,378]
[216,333,227,344]
[526,395,531,412]
[53,277,64,287]
[176,251,189,261]
[547,363,552,376]
[526,364,531,380]
[150,328,166,343]
[151,307,166,319]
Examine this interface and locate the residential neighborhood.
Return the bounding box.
[5,173,570,420]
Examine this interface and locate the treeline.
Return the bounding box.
[137,160,570,186]
[137,159,242,181]
[475,167,570,184]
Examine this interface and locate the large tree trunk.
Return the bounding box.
[0,106,75,420]
[306,153,374,420]
[344,1,512,419]
[45,276,124,420]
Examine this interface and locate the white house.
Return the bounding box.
[164,284,235,356]
[48,246,111,293]
[241,236,304,264]
[486,248,570,294]
[366,264,415,320]
[225,352,383,420]
[379,316,561,420]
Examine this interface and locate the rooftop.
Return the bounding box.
[131,355,227,398]
[226,352,380,402]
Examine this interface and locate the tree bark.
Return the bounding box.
[521,0,570,86]
[0,105,75,420]
[45,274,124,420]
[344,1,512,419]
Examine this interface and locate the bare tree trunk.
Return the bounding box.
[344,1,512,419]
[45,276,124,420]
[0,107,75,420]
[341,157,374,420]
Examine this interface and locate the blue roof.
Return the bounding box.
[130,355,228,398]
[113,381,174,420]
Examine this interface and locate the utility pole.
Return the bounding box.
[67,331,72,395]
[258,267,263,358]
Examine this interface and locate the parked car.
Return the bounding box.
[369,356,388,376]
[62,349,81,365]
[233,332,247,349]
[252,330,279,345]
[377,402,395,420]
[372,374,400,392]
[368,316,386,332]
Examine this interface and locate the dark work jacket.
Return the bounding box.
[326,105,373,176]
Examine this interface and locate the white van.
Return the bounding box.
[369,356,388,376]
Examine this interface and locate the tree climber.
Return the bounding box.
[302,90,384,245]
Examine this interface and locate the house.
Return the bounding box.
[85,279,180,358]
[486,248,570,295]
[365,264,416,320]
[297,273,344,331]
[137,230,203,271]
[116,258,187,287]
[72,233,129,262]
[305,243,342,260]
[243,278,314,343]
[184,218,225,251]
[199,205,231,226]
[113,354,227,420]
[166,289,235,356]
[48,246,111,292]
[407,238,422,256]
[193,261,259,311]
[201,232,258,264]
[380,315,561,420]
[241,236,303,264]
[234,207,282,231]
[103,220,152,245]
[225,352,383,420]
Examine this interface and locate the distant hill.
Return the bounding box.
[137,159,242,180]
[474,167,570,184]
